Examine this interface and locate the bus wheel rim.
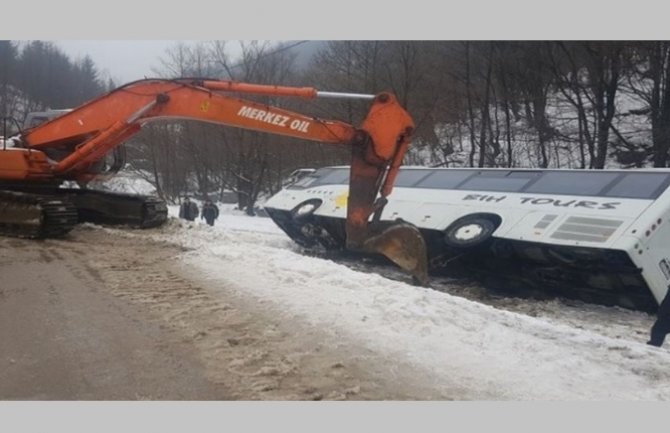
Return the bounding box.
[454,223,484,241]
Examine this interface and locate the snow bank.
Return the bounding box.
[109,212,670,400]
[93,171,157,196]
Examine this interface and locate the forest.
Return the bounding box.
[1,40,669,213]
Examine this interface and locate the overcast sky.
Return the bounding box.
[54,40,243,84]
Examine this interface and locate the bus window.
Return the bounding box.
[284,168,316,188]
[524,171,620,196]
[604,173,670,199]
[415,170,476,189]
[394,169,433,187]
[287,168,333,189]
[312,168,350,186]
[289,174,320,189]
[28,116,48,128]
[457,171,541,192]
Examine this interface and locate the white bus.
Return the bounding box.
[264,166,670,312]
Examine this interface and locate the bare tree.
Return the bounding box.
[622,42,670,167]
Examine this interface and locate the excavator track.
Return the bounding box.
[61,189,168,229]
[0,186,168,239]
[0,190,78,238]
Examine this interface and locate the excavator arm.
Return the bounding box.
[6,79,428,284]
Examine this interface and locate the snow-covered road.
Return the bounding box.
[102,205,670,400]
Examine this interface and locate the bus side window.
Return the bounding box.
[287,168,332,189]
[457,171,541,192]
[524,172,620,196]
[394,169,433,187]
[415,170,477,189]
[604,173,670,199]
[311,168,350,187]
[284,169,316,188]
[28,116,48,128]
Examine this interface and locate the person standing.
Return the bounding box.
[201,199,220,226]
[648,288,670,347]
[179,197,199,222]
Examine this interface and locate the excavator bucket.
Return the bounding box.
[361,222,430,286]
[346,172,430,285]
[344,99,429,286]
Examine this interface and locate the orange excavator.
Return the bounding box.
[0,78,428,283]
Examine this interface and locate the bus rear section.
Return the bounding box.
[264,166,670,312]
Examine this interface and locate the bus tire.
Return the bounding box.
[444,215,497,249]
[290,199,322,223]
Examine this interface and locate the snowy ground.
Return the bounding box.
[92,204,670,400]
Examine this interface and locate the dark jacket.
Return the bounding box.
[201,203,220,223]
[179,201,199,221]
[649,289,670,347]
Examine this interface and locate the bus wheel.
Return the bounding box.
[290,199,323,223]
[444,215,496,248]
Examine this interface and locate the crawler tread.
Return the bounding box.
[0,190,78,238]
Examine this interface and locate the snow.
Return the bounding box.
[93,171,157,196]
[102,205,670,400]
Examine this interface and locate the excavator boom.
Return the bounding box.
[0,78,429,284]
